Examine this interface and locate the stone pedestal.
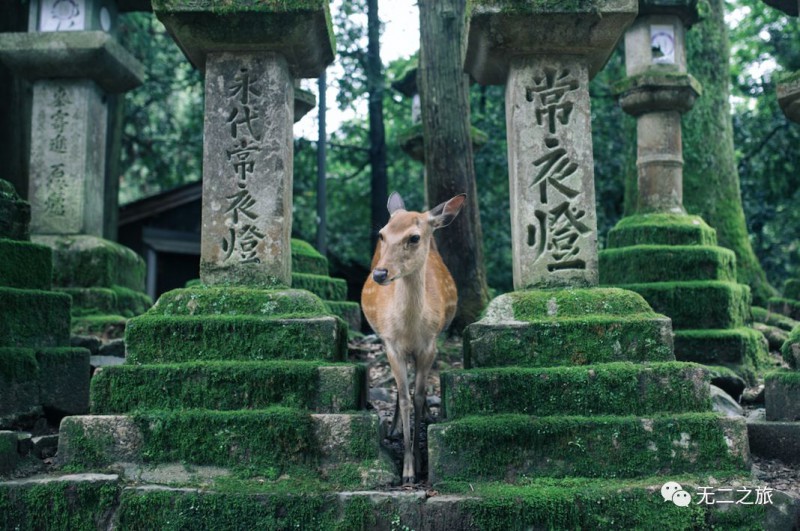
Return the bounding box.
[598,1,768,382]
[0,29,151,333]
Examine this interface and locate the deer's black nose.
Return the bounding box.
[373,269,389,284]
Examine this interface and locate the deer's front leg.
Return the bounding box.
[386,344,414,484]
[413,346,435,482]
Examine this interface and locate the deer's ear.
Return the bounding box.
[387,192,406,216]
[429,194,466,229]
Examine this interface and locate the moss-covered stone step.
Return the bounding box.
[125,314,347,364]
[441,362,710,419]
[32,234,146,291]
[599,245,737,284]
[0,287,71,348]
[673,327,769,380]
[90,361,366,414]
[291,238,329,276]
[765,371,800,421]
[0,348,39,421]
[292,272,347,301]
[769,297,800,321]
[783,325,800,369]
[2,473,797,530]
[748,421,800,465]
[428,413,749,483]
[606,213,718,248]
[147,286,331,317]
[326,300,362,331]
[57,410,395,488]
[751,306,798,332]
[616,280,751,330]
[60,286,152,318]
[0,239,52,290]
[71,314,128,340]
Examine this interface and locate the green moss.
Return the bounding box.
[0,348,38,382]
[0,181,30,242]
[751,305,798,332]
[291,238,329,276]
[292,273,347,301]
[0,287,71,348]
[768,297,800,321]
[614,69,702,96]
[147,286,329,317]
[781,325,800,369]
[766,370,800,389]
[90,361,365,414]
[59,420,118,471]
[125,313,347,364]
[70,314,127,339]
[324,301,361,330]
[507,287,654,319]
[599,245,737,284]
[465,314,673,368]
[442,362,711,418]
[617,280,751,330]
[429,413,748,482]
[0,478,120,531]
[674,327,769,382]
[606,213,717,248]
[0,239,52,290]
[60,286,151,318]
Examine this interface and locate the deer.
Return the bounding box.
[361,191,465,485]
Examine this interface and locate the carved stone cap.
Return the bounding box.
[617,71,702,115]
[639,0,699,27]
[294,87,317,123]
[465,0,637,85]
[0,31,144,93]
[152,0,335,77]
[777,73,800,123]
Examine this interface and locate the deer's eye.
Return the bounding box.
[409,235,421,244]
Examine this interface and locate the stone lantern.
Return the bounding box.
[28,0,118,33]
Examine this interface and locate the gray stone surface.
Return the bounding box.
[710,384,744,418]
[200,53,294,287]
[778,75,800,124]
[507,56,598,289]
[766,376,800,421]
[748,421,800,464]
[0,31,144,93]
[37,347,90,415]
[624,15,689,76]
[153,1,334,77]
[28,80,107,236]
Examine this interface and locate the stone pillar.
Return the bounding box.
[619,6,700,214]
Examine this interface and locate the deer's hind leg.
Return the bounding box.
[412,345,436,481]
[385,343,415,484]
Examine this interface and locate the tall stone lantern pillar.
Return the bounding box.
[599,0,768,381]
[0,0,152,337]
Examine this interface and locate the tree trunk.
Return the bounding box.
[682,0,775,304]
[419,0,490,332]
[367,0,388,251]
[316,70,328,256]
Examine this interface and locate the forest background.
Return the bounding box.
[116,0,800,305]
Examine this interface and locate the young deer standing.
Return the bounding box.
[361,192,465,484]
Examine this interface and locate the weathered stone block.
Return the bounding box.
[34,235,146,291]
[674,327,769,379]
[606,213,717,248]
[36,347,90,416]
[428,413,750,483]
[90,361,366,414]
[599,245,737,284]
[0,349,40,421]
[0,239,52,290]
[441,362,710,419]
[0,31,144,93]
[464,289,674,368]
[125,314,347,364]
[748,421,800,464]
[291,238,329,275]
[0,288,71,348]
[752,305,798,332]
[326,301,362,332]
[148,286,329,316]
[152,0,335,77]
[765,372,800,421]
[465,0,638,84]
[292,273,347,301]
[783,325,800,369]
[0,431,18,475]
[0,180,30,241]
[617,281,751,330]
[59,286,152,318]
[617,71,702,115]
[58,411,396,487]
[778,73,800,123]
[769,297,800,321]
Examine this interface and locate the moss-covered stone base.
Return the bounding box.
[599,245,737,284]
[0,287,71,348]
[32,234,146,291]
[442,362,710,419]
[291,238,329,276]
[60,286,152,319]
[674,327,769,383]
[0,239,51,290]
[616,280,751,329]
[57,411,395,488]
[782,325,800,368]
[292,272,347,301]
[0,348,39,420]
[37,347,89,415]
[326,300,362,332]
[765,371,800,421]
[769,297,800,321]
[606,213,718,248]
[90,361,366,414]
[753,305,799,332]
[428,413,749,483]
[464,288,673,368]
[71,314,127,340]
[2,473,796,531]
[748,421,800,464]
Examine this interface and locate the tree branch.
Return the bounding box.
[737,122,791,172]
